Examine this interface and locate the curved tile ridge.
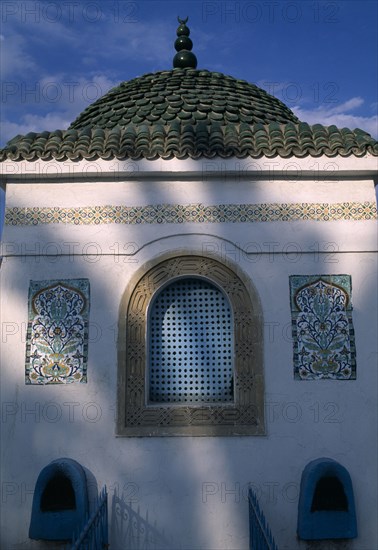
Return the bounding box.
[1,124,377,162]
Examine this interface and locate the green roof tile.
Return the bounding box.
[1,68,377,162]
[1,123,377,162]
[67,69,299,130]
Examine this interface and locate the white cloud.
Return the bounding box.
[1,12,173,84]
[94,20,172,65]
[0,33,37,77]
[1,74,119,145]
[1,114,71,145]
[326,97,364,115]
[36,73,118,112]
[292,98,378,138]
[257,81,378,138]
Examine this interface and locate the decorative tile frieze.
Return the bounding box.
[5,201,377,226]
[290,275,356,380]
[25,279,90,384]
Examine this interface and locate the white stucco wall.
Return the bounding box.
[1,157,377,549]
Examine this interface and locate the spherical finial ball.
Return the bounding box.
[177,24,190,37]
[175,36,193,52]
[173,51,197,69]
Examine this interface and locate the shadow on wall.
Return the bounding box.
[0,187,4,241]
[110,489,170,550]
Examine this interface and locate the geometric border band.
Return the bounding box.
[5,201,377,226]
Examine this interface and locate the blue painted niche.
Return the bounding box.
[29,458,89,541]
[297,458,357,540]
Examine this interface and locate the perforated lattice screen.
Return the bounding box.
[149,278,234,403]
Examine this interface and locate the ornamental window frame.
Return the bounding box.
[117,253,265,436]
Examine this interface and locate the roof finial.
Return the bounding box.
[173,16,197,69]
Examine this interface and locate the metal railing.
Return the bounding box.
[249,487,278,550]
[111,490,169,549]
[71,486,108,550]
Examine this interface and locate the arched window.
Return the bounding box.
[117,254,265,437]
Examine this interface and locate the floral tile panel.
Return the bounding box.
[25,279,90,384]
[290,275,356,380]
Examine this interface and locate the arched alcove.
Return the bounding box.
[311,476,348,512]
[29,458,89,541]
[40,474,76,512]
[297,458,357,540]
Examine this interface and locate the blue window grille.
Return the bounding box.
[148,277,234,404]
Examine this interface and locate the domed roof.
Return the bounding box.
[1,16,377,162]
[69,68,299,130]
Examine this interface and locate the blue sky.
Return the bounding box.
[1,0,377,148]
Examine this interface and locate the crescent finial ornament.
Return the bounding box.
[178,16,188,24]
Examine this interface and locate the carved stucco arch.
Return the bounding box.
[117,253,265,436]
